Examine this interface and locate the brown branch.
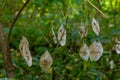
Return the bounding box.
[8,0,30,41]
[0,23,14,78]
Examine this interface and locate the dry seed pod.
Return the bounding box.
[115,37,120,44]
[40,50,53,71]
[115,44,120,54]
[79,43,90,61]
[58,24,66,46]
[112,37,120,54]
[79,23,88,39]
[89,41,103,61]
[79,26,85,39]
[92,18,100,36]
[51,26,57,44]
[19,36,32,67]
[109,60,114,69]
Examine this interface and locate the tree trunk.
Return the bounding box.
[0,23,14,78]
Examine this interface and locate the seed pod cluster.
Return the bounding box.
[79,41,103,61]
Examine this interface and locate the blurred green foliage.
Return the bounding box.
[0,0,120,80]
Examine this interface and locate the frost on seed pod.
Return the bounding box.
[58,24,66,46]
[89,41,103,61]
[92,18,100,36]
[40,50,53,71]
[51,26,57,44]
[19,36,32,67]
[79,43,90,61]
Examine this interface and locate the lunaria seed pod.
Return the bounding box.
[40,50,53,71]
[109,60,114,69]
[79,26,85,39]
[115,38,120,44]
[113,37,120,54]
[51,26,57,44]
[79,43,90,61]
[114,44,120,54]
[92,18,100,36]
[79,23,88,39]
[58,24,66,46]
[89,41,103,61]
[19,36,32,67]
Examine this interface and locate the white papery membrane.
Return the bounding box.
[89,41,103,61]
[58,24,66,46]
[79,43,90,61]
[110,60,114,69]
[40,50,53,71]
[79,23,88,39]
[115,44,120,54]
[79,26,85,39]
[19,36,32,67]
[92,18,100,36]
[114,37,120,54]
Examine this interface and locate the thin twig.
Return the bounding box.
[87,0,108,18]
[8,0,30,42]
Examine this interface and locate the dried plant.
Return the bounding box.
[89,41,103,61]
[58,24,66,46]
[114,44,120,54]
[79,23,88,39]
[79,43,90,61]
[92,18,100,36]
[109,60,114,69]
[40,50,53,71]
[19,36,32,67]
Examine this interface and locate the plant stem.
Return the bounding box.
[8,0,30,42]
